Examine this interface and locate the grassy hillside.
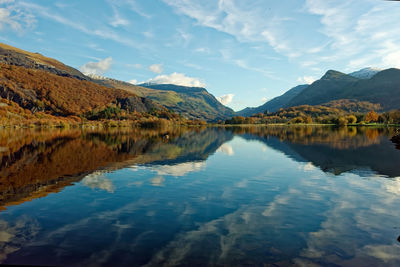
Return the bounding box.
[141,84,236,121]
[287,70,359,107]
[99,79,235,121]
[98,79,185,107]
[99,79,236,121]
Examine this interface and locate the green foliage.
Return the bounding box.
[84,106,122,120]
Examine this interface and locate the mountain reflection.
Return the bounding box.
[228,126,400,177]
[1,126,399,210]
[0,127,233,210]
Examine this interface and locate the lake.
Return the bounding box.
[0,126,400,266]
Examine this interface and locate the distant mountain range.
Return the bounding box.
[239,67,400,116]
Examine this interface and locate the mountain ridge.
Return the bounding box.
[239,67,400,116]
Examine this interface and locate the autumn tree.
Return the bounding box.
[346,115,357,124]
[365,110,379,123]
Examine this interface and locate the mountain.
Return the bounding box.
[239,67,399,117]
[95,77,235,121]
[0,43,169,125]
[0,43,234,124]
[348,67,381,79]
[140,84,235,121]
[237,84,308,116]
[287,68,400,110]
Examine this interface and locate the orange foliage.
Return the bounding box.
[0,63,134,115]
[365,110,379,123]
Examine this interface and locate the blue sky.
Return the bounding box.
[1,0,399,111]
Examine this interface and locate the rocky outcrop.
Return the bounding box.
[117,96,160,113]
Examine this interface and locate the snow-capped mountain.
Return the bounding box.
[348,67,381,79]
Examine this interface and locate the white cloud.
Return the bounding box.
[145,72,206,87]
[128,79,137,84]
[194,47,210,54]
[297,76,316,84]
[143,31,153,38]
[126,63,142,69]
[109,4,130,27]
[0,2,35,32]
[261,97,268,103]
[163,0,297,58]
[216,94,234,105]
[0,8,17,30]
[124,0,151,19]
[304,0,400,69]
[16,2,143,50]
[219,49,275,78]
[149,63,163,74]
[80,57,112,75]
[110,14,129,27]
[165,0,400,71]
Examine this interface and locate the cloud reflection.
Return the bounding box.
[82,172,115,193]
[150,162,206,177]
[217,143,235,156]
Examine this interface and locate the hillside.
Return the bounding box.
[0,43,235,122]
[0,44,191,126]
[95,78,235,121]
[287,68,400,110]
[238,84,308,116]
[140,84,236,121]
[0,64,162,116]
[94,79,185,107]
[287,70,360,107]
[0,43,88,80]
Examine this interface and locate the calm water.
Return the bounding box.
[0,126,400,266]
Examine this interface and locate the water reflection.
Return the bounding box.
[0,126,399,266]
[229,126,400,177]
[0,127,233,210]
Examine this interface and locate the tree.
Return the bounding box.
[337,117,348,126]
[365,110,379,123]
[304,116,313,124]
[346,115,357,124]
